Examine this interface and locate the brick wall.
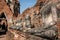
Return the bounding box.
[57,18,60,38]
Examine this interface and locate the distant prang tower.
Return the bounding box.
[5,0,20,17]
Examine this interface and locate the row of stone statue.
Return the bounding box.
[10,13,58,40]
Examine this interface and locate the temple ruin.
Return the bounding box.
[0,0,60,40]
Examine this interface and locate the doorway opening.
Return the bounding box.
[0,13,8,35]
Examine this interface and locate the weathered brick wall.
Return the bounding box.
[57,19,60,38]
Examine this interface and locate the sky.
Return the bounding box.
[20,0,37,14]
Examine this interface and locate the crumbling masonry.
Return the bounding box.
[0,0,60,40]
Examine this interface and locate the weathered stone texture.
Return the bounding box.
[0,0,59,40]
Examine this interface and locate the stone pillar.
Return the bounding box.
[14,0,20,16]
